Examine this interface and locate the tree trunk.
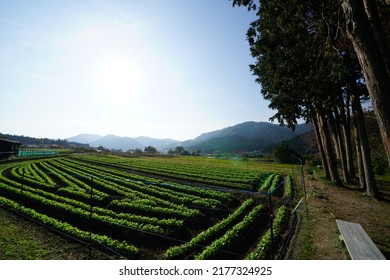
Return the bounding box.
[317,107,343,186]
[342,0,390,169]
[362,0,390,75]
[353,114,367,190]
[334,107,352,183]
[340,97,356,179]
[351,90,379,198]
[327,110,341,161]
[312,112,330,179]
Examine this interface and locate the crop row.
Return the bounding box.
[0,180,166,235]
[284,175,293,197]
[0,155,289,259]
[1,158,229,230]
[3,169,182,228]
[258,173,284,195]
[259,174,276,192]
[110,198,200,219]
[73,155,261,190]
[164,199,256,259]
[39,158,203,215]
[0,195,139,257]
[0,162,193,232]
[9,163,55,189]
[63,157,233,201]
[245,205,288,260]
[52,158,227,208]
[195,203,265,260]
[38,160,108,202]
[268,175,283,194]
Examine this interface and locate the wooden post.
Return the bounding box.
[268,191,274,260]
[292,154,309,220]
[89,176,93,259]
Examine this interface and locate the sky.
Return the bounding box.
[0,0,275,141]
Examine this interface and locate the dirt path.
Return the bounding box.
[288,176,390,259]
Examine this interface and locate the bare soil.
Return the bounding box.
[287,175,390,260]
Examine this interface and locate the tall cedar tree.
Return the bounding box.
[233,0,390,171]
[232,0,380,196]
[243,0,344,186]
[342,0,390,168]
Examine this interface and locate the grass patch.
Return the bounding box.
[0,207,106,260]
[295,218,315,260]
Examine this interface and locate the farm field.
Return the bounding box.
[0,154,295,260]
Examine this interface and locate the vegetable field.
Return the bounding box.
[0,155,294,259]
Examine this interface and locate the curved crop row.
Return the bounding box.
[73,155,259,190]
[110,198,200,219]
[0,175,174,229]
[52,158,225,208]
[164,199,256,259]
[245,206,288,260]
[9,164,55,189]
[0,195,139,257]
[38,160,108,201]
[195,204,264,260]
[63,157,233,201]
[259,174,276,192]
[268,175,283,194]
[0,155,285,259]
[0,181,165,235]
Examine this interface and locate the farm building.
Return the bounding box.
[0,138,21,159]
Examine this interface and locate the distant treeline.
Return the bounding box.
[0,133,89,148]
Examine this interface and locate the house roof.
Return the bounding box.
[0,138,21,145]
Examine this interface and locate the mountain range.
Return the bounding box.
[66,134,179,151]
[67,121,313,154]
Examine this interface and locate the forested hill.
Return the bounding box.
[1,121,313,153]
[182,121,313,154]
[0,133,87,148]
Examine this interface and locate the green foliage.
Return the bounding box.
[168,146,189,155]
[110,199,200,219]
[0,196,139,257]
[245,0,365,131]
[246,205,288,260]
[0,155,290,259]
[144,146,157,153]
[269,174,282,194]
[272,143,300,164]
[284,175,293,197]
[164,199,255,260]
[259,173,275,191]
[195,204,264,260]
[74,155,260,190]
[372,157,389,175]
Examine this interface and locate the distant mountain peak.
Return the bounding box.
[180,121,312,154]
[66,121,312,153]
[66,134,101,144]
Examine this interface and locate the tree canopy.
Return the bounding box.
[232,0,390,197]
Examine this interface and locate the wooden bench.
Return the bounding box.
[336,219,386,260]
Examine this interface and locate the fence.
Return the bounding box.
[18,149,59,157]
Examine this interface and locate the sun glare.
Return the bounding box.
[96,56,141,104]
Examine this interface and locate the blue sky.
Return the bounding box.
[0,0,274,141]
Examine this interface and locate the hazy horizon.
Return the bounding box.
[4,119,282,142]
